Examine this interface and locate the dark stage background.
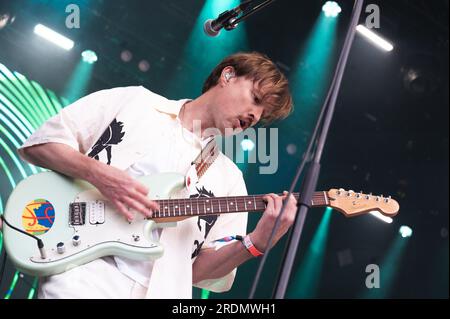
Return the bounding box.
[0,0,448,299]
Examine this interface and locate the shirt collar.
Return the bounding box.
[152,98,191,119]
[153,98,214,147]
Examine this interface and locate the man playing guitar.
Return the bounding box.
[6,52,297,298]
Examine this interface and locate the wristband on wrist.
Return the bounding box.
[242,234,264,257]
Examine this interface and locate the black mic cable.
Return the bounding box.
[0,215,46,260]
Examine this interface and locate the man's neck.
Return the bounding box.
[179,92,215,139]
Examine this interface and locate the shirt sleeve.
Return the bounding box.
[193,170,249,293]
[17,86,141,164]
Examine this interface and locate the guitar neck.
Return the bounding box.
[152,192,329,218]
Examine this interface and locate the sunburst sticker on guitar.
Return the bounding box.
[21,199,55,235]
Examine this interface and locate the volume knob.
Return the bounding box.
[56,242,65,254]
[72,235,81,246]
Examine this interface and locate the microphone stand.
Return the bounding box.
[272,0,365,298]
[223,0,277,31]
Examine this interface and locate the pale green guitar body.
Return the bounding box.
[3,171,186,277]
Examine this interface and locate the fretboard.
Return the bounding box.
[152,192,329,218]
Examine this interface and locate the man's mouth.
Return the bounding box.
[238,118,249,130]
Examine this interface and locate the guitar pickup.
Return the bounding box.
[69,202,86,226]
[89,200,105,225]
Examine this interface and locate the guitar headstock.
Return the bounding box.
[327,188,399,217]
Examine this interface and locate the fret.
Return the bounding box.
[203,199,206,214]
[228,198,235,211]
[253,196,257,210]
[210,199,214,213]
[218,198,222,213]
[189,200,193,215]
[226,198,230,212]
[172,199,175,216]
[174,199,179,217]
[235,197,238,212]
[196,199,199,216]
[168,200,172,217]
[184,200,187,216]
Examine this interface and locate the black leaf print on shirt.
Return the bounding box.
[191,186,218,259]
[88,118,125,165]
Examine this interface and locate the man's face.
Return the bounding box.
[210,72,266,136]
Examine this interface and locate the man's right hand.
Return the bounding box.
[87,163,159,221]
[19,143,159,222]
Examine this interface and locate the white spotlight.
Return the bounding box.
[370,211,393,224]
[356,25,394,52]
[399,226,413,238]
[34,24,74,50]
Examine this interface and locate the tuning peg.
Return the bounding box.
[356,193,361,198]
[376,196,381,201]
[365,195,370,200]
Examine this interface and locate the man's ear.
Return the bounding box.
[220,66,236,85]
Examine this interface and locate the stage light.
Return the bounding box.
[356,25,394,52]
[81,50,98,64]
[370,211,393,224]
[120,50,133,62]
[138,60,150,72]
[33,24,74,50]
[241,138,255,151]
[286,143,297,155]
[288,207,332,297]
[322,1,341,18]
[399,226,412,238]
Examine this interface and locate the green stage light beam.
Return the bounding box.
[286,11,339,145]
[0,87,39,130]
[0,65,47,124]
[0,62,67,298]
[361,233,411,299]
[4,271,19,299]
[0,195,3,251]
[63,58,96,103]
[27,277,39,299]
[31,80,60,116]
[287,207,333,298]
[15,72,52,121]
[0,91,36,134]
[166,0,248,99]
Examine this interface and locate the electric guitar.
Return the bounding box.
[2,171,399,277]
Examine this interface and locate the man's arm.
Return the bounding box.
[192,192,297,285]
[19,142,158,220]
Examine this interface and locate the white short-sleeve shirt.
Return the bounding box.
[18,86,248,298]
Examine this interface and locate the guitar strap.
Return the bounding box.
[185,138,219,190]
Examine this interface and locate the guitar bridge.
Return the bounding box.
[69,202,86,225]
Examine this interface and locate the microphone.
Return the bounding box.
[203,1,254,37]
